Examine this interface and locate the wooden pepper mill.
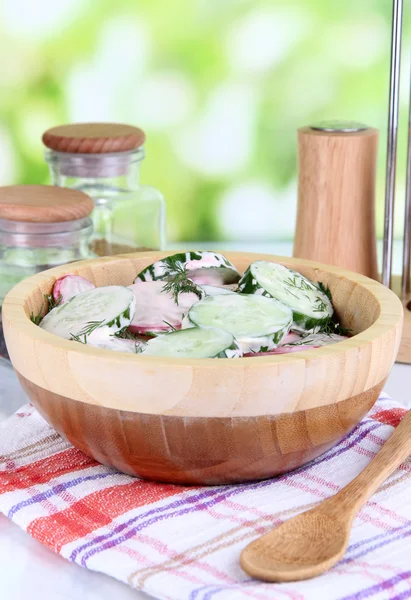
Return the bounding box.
[293,121,379,280]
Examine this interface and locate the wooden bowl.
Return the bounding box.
[2,252,403,485]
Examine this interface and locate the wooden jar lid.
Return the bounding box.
[0,185,94,223]
[42,123,146,154]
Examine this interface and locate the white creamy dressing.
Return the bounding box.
[86,330,141,354]
[185,251,230,271]
[244,332,348,356]
[288,333,348,347]
[224,346,243,359]
[236,334,282,354]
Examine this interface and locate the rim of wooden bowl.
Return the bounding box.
[2,251,403,416]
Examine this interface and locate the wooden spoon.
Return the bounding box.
[241,410,411,583]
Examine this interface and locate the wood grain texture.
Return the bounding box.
[0,185,94,223]
[2,252,403,417]
[241,405,411,582]
[42,123,145,154]
[17,373,385,485]
[391,275,411,364]
[294,127,379,279]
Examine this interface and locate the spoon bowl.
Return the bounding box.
[240,506,349,582]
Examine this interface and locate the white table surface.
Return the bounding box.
[0,240,409,600]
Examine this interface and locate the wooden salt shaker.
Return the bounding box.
[293,121,379,280]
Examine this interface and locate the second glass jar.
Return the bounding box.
[43,123,166,256]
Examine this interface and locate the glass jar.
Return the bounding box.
[43,123,166,256]
[0,184,95,360]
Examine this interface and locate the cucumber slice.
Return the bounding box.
[135,251,240,285]
[183,294,292,353]
[128,281,202,335]
[199,284,236,296]
[40,286,135,341]
[141,326,242,358]
[238,261,333,333]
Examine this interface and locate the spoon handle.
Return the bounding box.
[328,410,411,516]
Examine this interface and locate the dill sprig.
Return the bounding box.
[30,293,63,325]
[284,287,299,299]
[30,306,44,325]
[114,327,141,341]
[77,320,104,337]
[316,281,351,336]
[317,281,332,302]
[69,320,104,343]
[69,333,87,344]
[284,275,314,292]
[161,263,203,305]
[319,320,352,337]
[313,296,328,313]
[162,320,178,332]
[45,293,62,311]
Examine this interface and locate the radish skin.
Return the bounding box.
[53,275,95,304]
[279,332,302,345]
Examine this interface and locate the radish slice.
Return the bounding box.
[136,251,240,285]
[53,275,95,304]
[128,281,202,335]
[280,332,303,345]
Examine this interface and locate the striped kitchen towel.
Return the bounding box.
[0,394,410,600]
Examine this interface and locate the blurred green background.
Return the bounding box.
[0,0,409,243]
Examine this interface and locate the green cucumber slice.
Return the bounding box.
[141,326,242,358]
[183,294,292,353]
[238,261,333,333]
[135,251,240,285]
[40,286,135,341]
